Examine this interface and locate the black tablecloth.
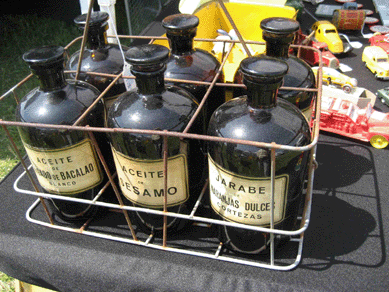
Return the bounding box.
[1,0,389,291]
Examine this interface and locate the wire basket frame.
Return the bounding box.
[0,1,323,271]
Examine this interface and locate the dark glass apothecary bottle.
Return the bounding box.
[234,17,315,121]
[162,13,225,127]
[107,44,206,234]
[16,46,107,222]
[208,55,311,254]
[66,11,128,108]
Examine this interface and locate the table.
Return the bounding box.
[1,0,389,291]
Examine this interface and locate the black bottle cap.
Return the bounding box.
[22,46,65,70]
[162,14,199,36]
[240,55,288,84]
[261,17,300,44]
[260,17,300,35]
[74,11,109,30]
[125,44,169,68]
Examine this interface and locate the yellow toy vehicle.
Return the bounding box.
[362,46,389,80]
[311,21,351,55]
[311,66,357,93]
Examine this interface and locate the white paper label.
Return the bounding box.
[112,146,189,208]
[208,156,288,226]
[24,139,103,196]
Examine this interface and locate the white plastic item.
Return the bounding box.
[79,0,93,14]
[338,33,363,49]
[78,0,118,43]
[98,0,118,43]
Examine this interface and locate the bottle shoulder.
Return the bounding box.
[165,49,222,82]
[107,87,199,132]
[67,45,127,74]
[272,55,316,103]
[193,48,221,63]
[281,55,316,88]
[208,97,310,146]
[16,81,103,125]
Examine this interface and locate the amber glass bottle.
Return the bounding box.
[16,46,107,222]
[234,17,315,121]
[107,44,205,234]
[66,11,128,109]
[162,13,225,127]
[208,55,311,254]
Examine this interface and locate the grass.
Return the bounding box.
[0,3,158,289]
[0,7,134,176]
[0,4,151,290]
[0,273,15,292]
[0,13,81,292]
[0,13,81,172]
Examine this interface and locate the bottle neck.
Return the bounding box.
[86,28,108,50]
[167,33,194,55]
[245,79,281,109]
[265,40,290,58]
[132,67,166,95]
[34,67,67,91]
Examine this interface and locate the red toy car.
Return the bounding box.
[369,33,389,54]
[318,96,389,149]
[294,33,340,69]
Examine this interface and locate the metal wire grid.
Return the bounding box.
[0,1,323,271]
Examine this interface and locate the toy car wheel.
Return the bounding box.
[327,77,332,84]
[342,84,352,93]
[370,135,389,149]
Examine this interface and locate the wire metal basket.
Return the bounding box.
[0,0,323,271]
